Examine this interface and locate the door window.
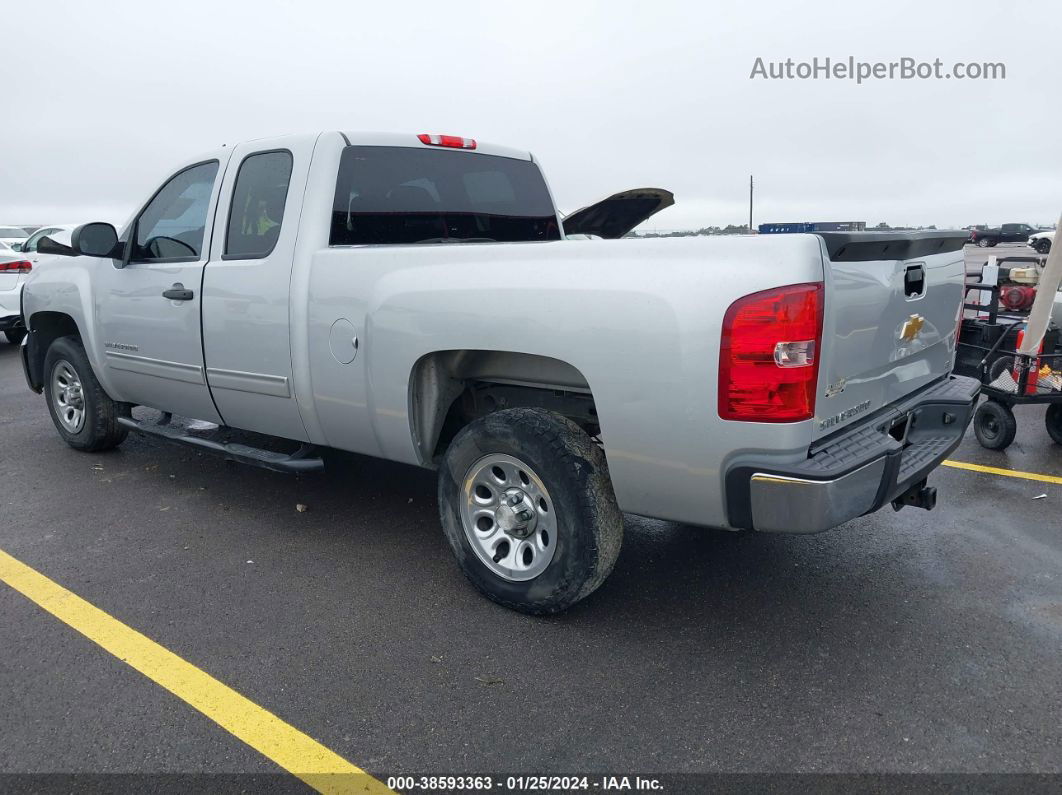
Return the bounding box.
[224,151,293,259]
[131,161,219,262]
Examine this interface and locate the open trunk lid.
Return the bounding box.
[813,231,970,441]
[562,188,674,239]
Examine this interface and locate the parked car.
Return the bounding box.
[0,226,29,249]
[970,223,1045,248]
[18,131,979,613]
[0,240,33,344]
[1028,230,1054,255]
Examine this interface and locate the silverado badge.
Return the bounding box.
[900,314,925,342]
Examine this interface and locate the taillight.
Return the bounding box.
[718,282,824,422]
[417,133,477,150]
[0,260,31,273]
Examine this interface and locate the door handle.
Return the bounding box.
[162,283,194,301]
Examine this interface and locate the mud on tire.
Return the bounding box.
[438,408,622,614]
[43,335,129,452]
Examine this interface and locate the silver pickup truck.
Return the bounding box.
[19,131,979,613]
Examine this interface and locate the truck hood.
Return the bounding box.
[562,188,674,239]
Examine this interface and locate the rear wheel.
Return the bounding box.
[438,408,622,614]
[974,399,1017,450]
[43,336,128,452]
[4,329,26,345]
[977,238,991,248]
[1046,404,1062,446]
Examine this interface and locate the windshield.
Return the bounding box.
[330,146,560,246]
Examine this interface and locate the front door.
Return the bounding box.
[93,157,229,423]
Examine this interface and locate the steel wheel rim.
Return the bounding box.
[460,453,557,582]
[51,359,86,433]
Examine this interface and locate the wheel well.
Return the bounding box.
[410,350,598,464]
[26,311,80,390]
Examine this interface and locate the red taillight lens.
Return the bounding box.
[0,260,31,273]
[718,282,824,422]
[417,133,477,150]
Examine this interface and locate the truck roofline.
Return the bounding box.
[339,130,533,161]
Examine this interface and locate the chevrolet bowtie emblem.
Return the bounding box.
[900,314,926,342]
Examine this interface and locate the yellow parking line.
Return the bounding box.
[942,460,1062,486]
[0,547,392,794]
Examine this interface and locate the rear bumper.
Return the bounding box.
[725,375,980,533]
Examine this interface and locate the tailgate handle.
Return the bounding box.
[904,264,926,298]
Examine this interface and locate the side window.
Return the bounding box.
[1001,224,1018,233]
[225,151,293,259]
[24,227,59,252]
[132,161,219,262]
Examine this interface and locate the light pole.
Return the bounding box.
[748,175,754,233]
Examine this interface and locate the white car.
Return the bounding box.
[0,240,32,344]
[1028,230,1054,255]
[1,226,79,345]
[0,226,29,249]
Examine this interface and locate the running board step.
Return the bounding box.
[117,417,324,474]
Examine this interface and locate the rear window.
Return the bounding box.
[330,146,560,246]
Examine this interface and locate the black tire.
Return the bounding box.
[977,238,991,248]
[1046,404,1062,446]
[1035,239,1052,255]
[973,400,1017,450]
[4,329,26,345]
[987,239,998,247]
[43,336,129,452]
[438,408,622,614]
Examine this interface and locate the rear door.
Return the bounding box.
[813,231,969,440]
[93,156,230,422]
[1001,224,1022,242]
[201,134,318,441]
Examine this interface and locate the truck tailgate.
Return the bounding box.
[814,232,970,440]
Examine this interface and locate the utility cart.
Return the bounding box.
[956,255,1062,450]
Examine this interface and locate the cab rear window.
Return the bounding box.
[329,146,560,246]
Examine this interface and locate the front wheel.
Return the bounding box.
[43,336,129,452]
[1034,239,1052,255]
[974,399,1017,450]
[1046,404,1062,445]
[438,408,623,614]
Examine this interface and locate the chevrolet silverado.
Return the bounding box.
[19,131,979,612]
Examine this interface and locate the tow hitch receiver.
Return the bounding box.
[892,479,937,512]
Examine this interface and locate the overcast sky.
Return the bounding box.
[3,0,1059,231]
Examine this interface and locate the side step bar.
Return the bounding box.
[117,417,325,474]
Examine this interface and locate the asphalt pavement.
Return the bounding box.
[1,265,1061,784]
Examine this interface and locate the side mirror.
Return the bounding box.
[71,222,120,258]
[10,242,22,252]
